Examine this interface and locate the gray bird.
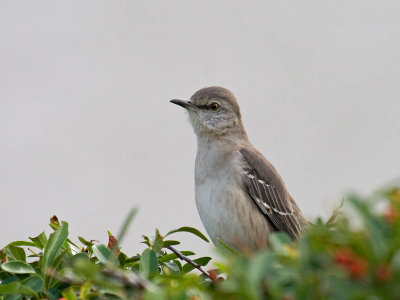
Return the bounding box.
[170,87,305,253]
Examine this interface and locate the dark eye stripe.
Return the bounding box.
[197,104,211,110]
[196,104,220,110]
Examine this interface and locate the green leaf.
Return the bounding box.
[2,295,22,300]
[8,241,37,248]
[141,235,151,247]
[162,261,181,275]
[216,238,237,254]
[1,261,35,274]
[67,252,89,267]
[0,281,37,297]
[182,257,212,274]
[61,286,78,300]
[139,249,158,279]
[92,244,119,266]
[162,240,181,247]
[166,226,209,243]
[125,255,141,263]
[0,282,20,294]
[6,245,26,262]
[52,248,69,270]
[21,275,43,293]
[29,232,48,250]
[159,251,195,263]
[42,221,69,288]
[117,207,138,244]
[78,236,93,247]
[80,280,92,299]
[349,196,387,257]
[153,229,163,253]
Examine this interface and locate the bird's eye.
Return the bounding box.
[209,102,220,111]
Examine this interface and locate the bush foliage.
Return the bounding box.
[1,186,400,299]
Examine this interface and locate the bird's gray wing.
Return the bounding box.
[240,148,303,239]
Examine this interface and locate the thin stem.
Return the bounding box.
[28,248,41,257]
[165,246,212,280]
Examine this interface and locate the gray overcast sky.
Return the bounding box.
[1,1,399,256]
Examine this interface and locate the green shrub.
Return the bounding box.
[1,186,400,299]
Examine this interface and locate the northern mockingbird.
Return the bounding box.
[170,87,304,252]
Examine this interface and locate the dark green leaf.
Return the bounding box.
[166,227,209,243]
[139,249,158,279]
[125,255,141,263]
[159,251,195,262]
[0,281,37,297]
[42,221,69,288]
[162,240,181,247]
[21,275,43,293]
[182,257,212,274]
[8,241,36,248]
[52,248,69,270]
[92,244,119,266]
[78,236,93,247]
[141,235,151,247]
[29,232,48,249]
[6,245,26,262]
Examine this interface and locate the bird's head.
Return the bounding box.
[171,86,247,139]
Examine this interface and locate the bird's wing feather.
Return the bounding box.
[239,148,303,239]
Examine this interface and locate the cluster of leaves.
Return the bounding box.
[0,212,212,300]
[1,186,400,299]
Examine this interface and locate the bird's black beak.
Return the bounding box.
[170,99,195,109]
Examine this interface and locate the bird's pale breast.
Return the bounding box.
[194,142,271,252]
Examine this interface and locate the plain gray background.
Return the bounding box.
[1,1,399,257]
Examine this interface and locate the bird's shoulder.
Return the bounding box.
[239,146,288,192]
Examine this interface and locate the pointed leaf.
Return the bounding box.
[182,257,212,274]
[216,238,237,254]
[92,244,119,265]
[8,241,37,248]
[162,240,181,247]
[42,221,68,288]
[153,229,163,253]
[6,245,26,262]
[78,236,93,247]
[166,227,209,242]
[117,207,138,244]
[159,251,195,262]
[29,232,48,249]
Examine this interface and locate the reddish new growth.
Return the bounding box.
[333,247,368,279]
[107,235,120,256]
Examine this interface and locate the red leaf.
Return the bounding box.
[107,235,120,256]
